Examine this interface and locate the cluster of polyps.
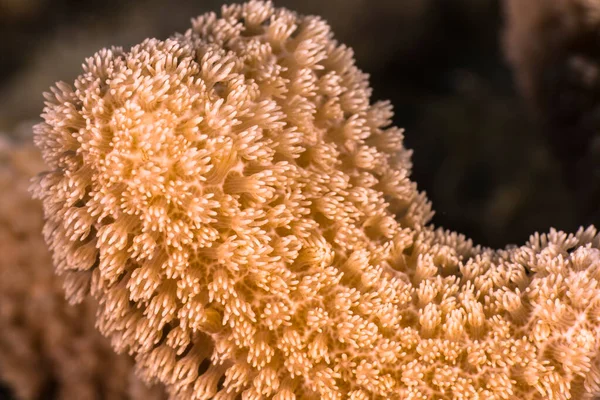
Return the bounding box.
[32,1,600,399]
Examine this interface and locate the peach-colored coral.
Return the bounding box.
[31,1,600,399]
[0,137,165,400]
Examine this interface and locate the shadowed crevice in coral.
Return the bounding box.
[0,382,16,400]
[503,0,600,240]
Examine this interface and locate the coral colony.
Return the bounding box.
[26,1,600,399]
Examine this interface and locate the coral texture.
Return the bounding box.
[32,1,600,399]
[0,137,165,400]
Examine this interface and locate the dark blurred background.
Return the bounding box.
[0,0,597,278]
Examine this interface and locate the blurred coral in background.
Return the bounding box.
[504,0,600,234]
[0,135,166,399]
